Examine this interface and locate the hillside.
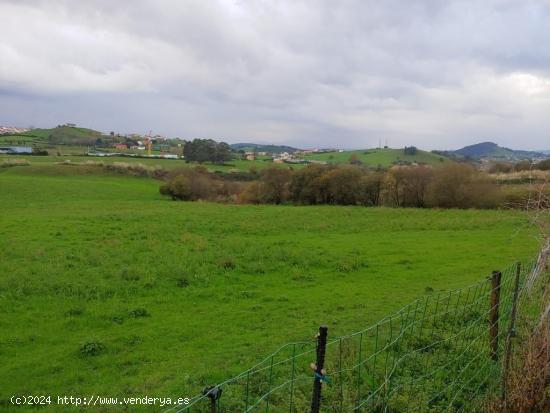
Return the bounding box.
[230,143,300,153]
[453,141,547,160]
[30,125,104,145]
[303,148,448,167]
[0,125,106,146]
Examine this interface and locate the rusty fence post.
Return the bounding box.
[502,262,522,412]
[311,326,328,413]
[489,270,502,361]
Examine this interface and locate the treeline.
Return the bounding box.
[489,159,550,173]
[160,163,507,209]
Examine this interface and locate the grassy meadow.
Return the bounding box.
[0,154,282,174]
[0,165,541,411]
[303,148,447,166]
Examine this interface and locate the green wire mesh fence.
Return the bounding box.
[163,256,547,413]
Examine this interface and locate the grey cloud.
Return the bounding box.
[1,0,549,149]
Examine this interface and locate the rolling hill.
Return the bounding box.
[230,143,300,153]
[452,141,548,160]
[0,125,106,146]
[303,148,448,167]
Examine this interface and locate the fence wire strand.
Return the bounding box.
[164,258,545,413]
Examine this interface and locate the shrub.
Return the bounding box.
[488,161,514,174]
[82,160,104,167]
[401,166,433,207]
[57,159,167,178]
[289,164,332,204]
[217,258,236,270]
[535,159,550,171]
[238,181,263,204]
[359,171,384,206]
[238,167,292,204]
[320,166,364,205]
[32,148,49,156]
[385,165,433,207]
[79,341,105,357]
[349,154,363,165]
[514,160,532,172]
[65,308,84,317]
[158,162,505,209]
[404,146,418,155]
[1,159,31,168]
[128,308,149,318]
[160,167,218,201]
[105,162,152,177]
[426,163,500,208]
[176,278,190,288]
[216,180,244,202]
[258,167,292,204]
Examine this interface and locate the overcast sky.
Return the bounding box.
[1,0,549,149]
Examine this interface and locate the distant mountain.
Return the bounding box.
[452,142,548,160]
[230,143,300,153]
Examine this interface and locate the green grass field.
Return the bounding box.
[304,148,448,166]
[0,154,281,173]
[0,166,540,411]
[0,135,42,144]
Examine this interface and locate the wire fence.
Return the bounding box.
[163,252,549,413]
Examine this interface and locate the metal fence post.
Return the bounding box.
[489,270,502,361]
[502,262,522,412]
[202,386,222,413]
[311,326,328,413]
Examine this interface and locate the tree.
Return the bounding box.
[349,154,363,165]
[535,159,550,171]
[183,139,233,164]
[159,167,217,201]
[400,166,433,207]
[488,162,514,174]
[359,171,384,206]
[514,160,532,172]
[289,164,332,204]
[320,166,363,205]
[213,142,233,164]
[404,146,418,155]
[426,163,499,208]
[257,167,292,204]
[385,166,407,206]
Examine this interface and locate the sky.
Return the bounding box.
[1,0,549,150]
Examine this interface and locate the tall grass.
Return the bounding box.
[57,159,168,178]
[0,158,30,168]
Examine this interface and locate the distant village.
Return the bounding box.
[2,123,548,164]
[0,126,30,135]
[0,123,339,164]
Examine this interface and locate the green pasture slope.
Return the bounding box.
[0,126,102,145]
[0,154,280,173]
[0,135,40,144]
[0,166,540,412]
[304,148,447,166]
